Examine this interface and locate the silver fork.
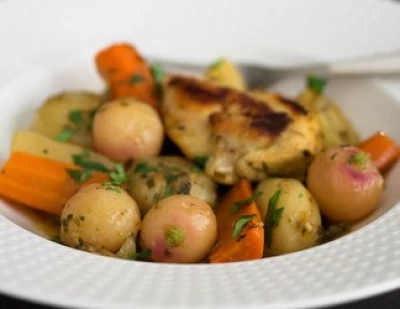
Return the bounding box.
[149,51,400,89]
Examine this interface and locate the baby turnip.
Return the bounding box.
[140,195,217,263]
[92,98,163,162]
[307,146,384,222]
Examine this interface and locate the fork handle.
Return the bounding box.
[326,54,400,77]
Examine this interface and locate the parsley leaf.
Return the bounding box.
[134,161,161,175]
[56,128,74,142]
[232,191,263,214]
[265,189,284,248]
[150,64,164,96]
[130,73,143,84]
[68,110,83,125]
[163,173,181,198]
[192,156,208,170]
[72,151,109,172]
[103,183,122,193]
[232,214,256,239]
[66,168,93,184]
[109,163,128,185]
[307,75,327,95]
[210,58,223,70]
[57,110,85,142]
[129,248,152,261]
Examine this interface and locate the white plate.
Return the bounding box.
[1,1,400,308]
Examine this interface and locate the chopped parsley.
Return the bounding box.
[72,150,109,172]
[109,163,128,185]
[66,168,93,184]
[56,128,74,142]
[232,214,256,239]
[209,58,224,70]
[134,161,161,175]
[103,184,122,193]
[163,173,181,198]
[150,64,165,96]
[129,248,152,261]
[192,156,208,170]
[307,75,327,95]
[232,191,263,214]
[130,73,143,84]
[265,189,284,248]
[56,110,85,142]
[67,150,110,184]
[68,110,83,125]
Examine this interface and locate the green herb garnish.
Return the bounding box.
[103,184,122,193]
[68,110,83,125]
[232,214,256,239]
[130,73,144,84]
[307,75,327,95]
[163,173,180,198]
[129,248,152,261]
[232,191,263,214]
[192,156,208,170]
[56,128,74,142]
[72,151,109,172]
[66,168,93,184]
[110,163,128,185]
[150,64,165,96]
[56,110,85,142]
[134,161,161,175]
[210,58,224,70]
[265,189,284,248]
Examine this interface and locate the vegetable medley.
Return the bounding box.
[0,42,399,263]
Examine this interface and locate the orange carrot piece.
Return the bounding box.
[209,179,264,263]
[0,152,109,215]
[358,131,399,174]
[95,43,157,108]
[0,176,69,215]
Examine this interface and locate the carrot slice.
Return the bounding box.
[358,131,399,174]
[95,43,157,108]
[0,152,109,215]
[209,179,264,263]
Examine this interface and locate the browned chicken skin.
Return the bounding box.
[162,75,322,184]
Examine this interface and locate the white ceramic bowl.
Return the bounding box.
[0,1,400,308]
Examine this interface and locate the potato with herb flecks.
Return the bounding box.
[60,183,141,253]
[32,91,102,147]
[93,98,163,162]
[140,195,217,263]
[128,156,217,216]
[256,178,321,256]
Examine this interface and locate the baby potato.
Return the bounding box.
[307,146,384,222]
[256,178,322,255]
[60,183,141,253]
[140,195,217,263]
[128,156,217,216]
[32,91,102,148]
[92,98,163,162]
